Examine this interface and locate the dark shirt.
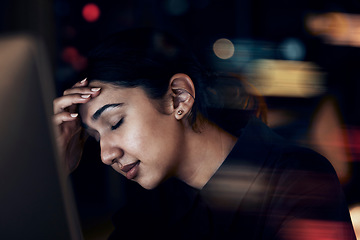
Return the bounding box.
[109,117,356,240]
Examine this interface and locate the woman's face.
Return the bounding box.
[79,81,184,189]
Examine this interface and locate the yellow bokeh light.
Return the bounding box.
[213,38,235,59]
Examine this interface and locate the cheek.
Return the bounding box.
[128,118,178,166]
[127,114,172,149]
[124,122,150,151]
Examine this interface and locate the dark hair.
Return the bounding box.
[86,27,212,128]
[86,27,266,131]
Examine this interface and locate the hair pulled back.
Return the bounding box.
[86,27,212,127]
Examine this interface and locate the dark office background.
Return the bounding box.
[1,0,360,239]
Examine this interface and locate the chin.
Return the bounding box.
[137,181,157,190]
[136,176,164,190]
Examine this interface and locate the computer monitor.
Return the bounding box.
[0,34,83,240]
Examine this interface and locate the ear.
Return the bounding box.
[170,73,195,120]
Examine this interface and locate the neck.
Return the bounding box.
[176,119,238,189]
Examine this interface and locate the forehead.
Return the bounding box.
[78,81,146,120]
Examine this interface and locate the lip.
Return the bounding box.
[121,161,140,179]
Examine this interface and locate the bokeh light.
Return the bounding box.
[280,38,305,61]
[62,46,87,71]
[82,3,100,22]
[213,38,235,60]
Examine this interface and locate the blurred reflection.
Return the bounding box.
[245,60,352,183]
[231,41,355,184]
[282,219,355,240]
[246,59,325,98]
[308,97,352,183]
[348,128,360,162]
[350,204,360,240]
[306,12,360,47]
[199,152,356,239]
[201,164,267,209]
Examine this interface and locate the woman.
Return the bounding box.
[53,28,356,239]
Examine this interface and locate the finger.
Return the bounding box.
[53,112,79,125]
[72,78,88,88]
[63,86,101,96]
[53,93,92,114]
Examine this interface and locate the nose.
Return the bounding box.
[100,136,124,165]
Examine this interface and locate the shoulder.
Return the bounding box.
[239,117,342,192]
[262,127,341,192]
[237,116,337,175]
[245,117,337,176]
[272,143,337,176]
[263,140,348,214]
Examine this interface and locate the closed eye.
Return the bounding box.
[111,118,124,130]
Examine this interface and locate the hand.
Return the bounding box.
[52,78,100,174]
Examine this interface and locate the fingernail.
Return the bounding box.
[70,113,78,118]
[81,94,91,98]
[80,78,87,83]
[91,87,101,92]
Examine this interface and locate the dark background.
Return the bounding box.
[1,0,359,239]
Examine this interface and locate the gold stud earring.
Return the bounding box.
[177,110,184,115]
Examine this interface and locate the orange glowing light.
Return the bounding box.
[306,12,360,47]
[82,3,100,22]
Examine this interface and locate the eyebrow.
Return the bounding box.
[92,103,123,121]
